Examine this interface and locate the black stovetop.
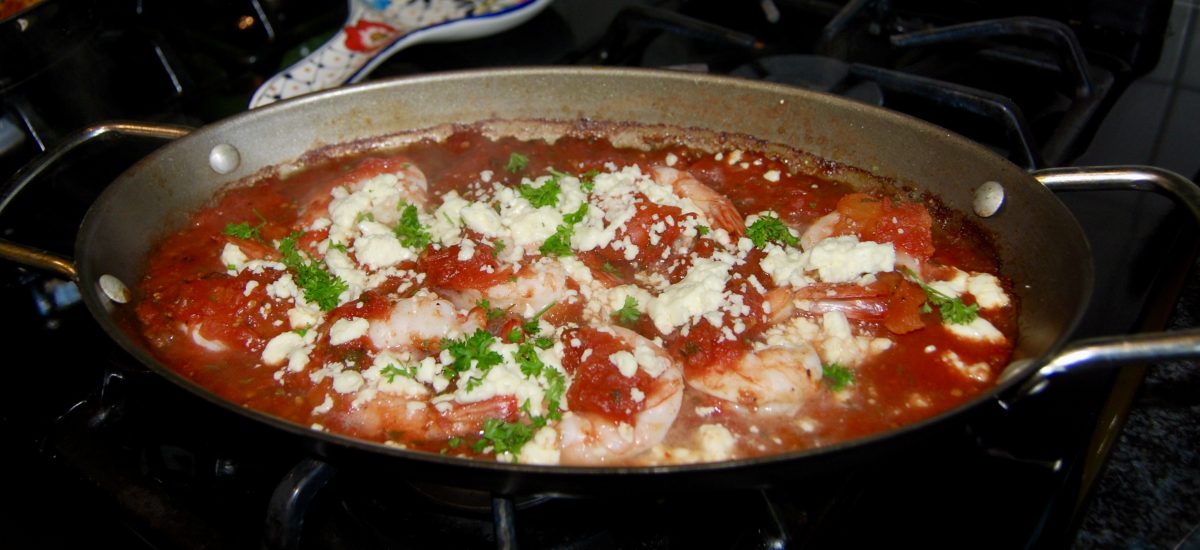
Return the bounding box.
[1,1,1192,548]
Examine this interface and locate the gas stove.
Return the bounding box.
[1,1,1193,548]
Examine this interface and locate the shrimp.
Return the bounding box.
[766,272,927,335]
[653,166,745,237]
[339,393,519,443]
[368,291,484,351]
[557,325,685,464]
[684,343,823,412]
[436,258,571,318]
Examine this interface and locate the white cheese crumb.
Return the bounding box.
[945,316,1006,344]
[262,332,305,365]
[609,351,638,377]
[697,424,737,461]
[328,317,369,346]
[763,170,781,182]
[807,235,895,283]
[311,394,334,415]
[332,370,365,394]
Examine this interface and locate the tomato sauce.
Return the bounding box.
[128,126,1017,465]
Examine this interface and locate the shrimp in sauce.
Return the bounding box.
[131,128,1018,466]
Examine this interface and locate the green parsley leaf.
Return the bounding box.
[278,232,349,312]
[601,261,619,275]
[540,228,573,257]
[223,209,269,241]
[441,329,503,379]
[746,214,799,248]
[506,152,529,173]
[580,169,600,193]
[614,296,641,324]
[448,437,462,448]
[329,242,349,253]
[513,342,545,379]
[518,179,561,208]
[394,203,431,250]
[473,418,536,456]
[562,202,589,225]
[381,363,417,383]
[521,301,557,336]
[696,225,710,236]
[900,267,979,325]
[223,222,259,240]
[293,326,310,337]
[492,239,507,257]
[476,298,506,321]
[539,203,589,257]
[822,363,855,390]
[542,369,566,421]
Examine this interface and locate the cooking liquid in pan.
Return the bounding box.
[129,127,1017,465]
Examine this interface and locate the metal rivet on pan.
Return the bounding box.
[99,274,130,304]
[209,143,241,174]
[973,181,1005,218]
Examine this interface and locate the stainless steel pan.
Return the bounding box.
[1,67,1197,494]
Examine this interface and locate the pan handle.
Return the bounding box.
[0,122,192,280]
[1012,165,1200,398]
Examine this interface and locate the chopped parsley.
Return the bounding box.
[278,232,349,312]
[506,152,529,173]
[539,203,589,257]
[381,364,417,383]
[580,169,600,193]
[696,225,710,236]
[222,209,268,240]
[492,239,507,256]
[293,326,310,337]
[601,261,619,275]
[822,363,855,390]
[562,202,589,225]
[441,329,503,379]
[394,203,431,250]
[473,418,536,455]
[513,342,545,378]
[614,296,641,324]
[900,267,979,325]
[223,222,259,240]
[518,179,561,208]
[475,298,506,321]
[522,301,557,336]
[329,242,349,253]
[746,214,798,248]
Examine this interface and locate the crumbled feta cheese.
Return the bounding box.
[967,273,1010,309]
[263,332,305,365]
[220,243,249,270]
[945,316,1006,344]
[647,257,732,333]
[806,235,895,283]
[329,317,369,345]
[332,370,365,394]
[697,424,737,461]
[609,351,638,377]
